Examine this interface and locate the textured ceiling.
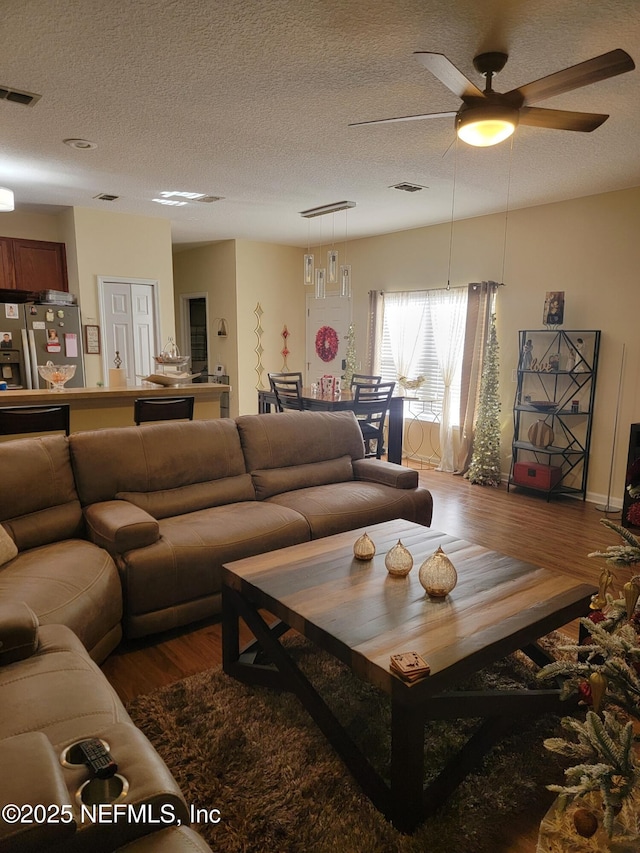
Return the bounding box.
[1,0,639,248]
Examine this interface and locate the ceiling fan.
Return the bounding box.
[349,49,635,146]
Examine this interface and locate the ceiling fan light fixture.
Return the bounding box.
[0,187,15,211]
[457,105,518,147]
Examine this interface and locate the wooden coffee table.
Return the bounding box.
[221,519,595,832]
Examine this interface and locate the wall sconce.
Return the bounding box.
[216,318,228,337]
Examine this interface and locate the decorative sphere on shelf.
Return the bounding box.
[385,540,413,577]
[419,546,458,597]
[353,532,376,561]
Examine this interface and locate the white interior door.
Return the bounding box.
[306,295,352,383]
[99,278,159,383]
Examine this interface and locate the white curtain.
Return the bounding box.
[426,287,468,472]
[383,291,428,381]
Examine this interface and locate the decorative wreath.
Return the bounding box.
[315,325,339,363]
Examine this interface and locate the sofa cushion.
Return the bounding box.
[267,480,434,539]
[0,435,84,550]
[118,501,310,639]
[237,410,365,473]
[0,540,123,663]
[0,622,131,746]
[117,473,255,519]
[0,524,18,566]
[70,419,248,506]
[251,455,353,500]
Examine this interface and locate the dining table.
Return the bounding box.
[257,386,405,465]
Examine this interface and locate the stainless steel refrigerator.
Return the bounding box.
[0,300,85,388]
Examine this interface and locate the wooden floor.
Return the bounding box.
[101,469,631,852]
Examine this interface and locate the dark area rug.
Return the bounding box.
[126,633,572,853]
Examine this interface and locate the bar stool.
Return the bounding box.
[134,396,195,425]
[0,404,70,436]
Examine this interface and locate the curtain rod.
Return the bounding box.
[372,281,505,296]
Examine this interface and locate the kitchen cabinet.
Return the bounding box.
[508,329,600,500]
[0,236,68,292]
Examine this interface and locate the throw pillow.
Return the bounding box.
[0,524,18,566]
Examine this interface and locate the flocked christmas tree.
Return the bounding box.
[342,322,357,389]
[467,314,501,486]
[537,519,640,841]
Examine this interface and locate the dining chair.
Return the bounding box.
[268,374,304,412]
[350,373,382,389]
[0,404,71,436]
[134,396,195,425]
[352,381,396,458]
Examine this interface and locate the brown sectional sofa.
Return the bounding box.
[0,602,204,853]
[0,409,433,852]
[68,410,433,639]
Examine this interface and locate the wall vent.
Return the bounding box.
[94,193,119,202]
[391,182,426,193]
[0,86,41,107]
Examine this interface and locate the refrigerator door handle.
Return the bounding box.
[26,329,39,389]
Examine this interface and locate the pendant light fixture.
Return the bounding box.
[301,201,357,298]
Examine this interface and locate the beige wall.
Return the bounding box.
[5,187,639,504]
[65,208,175,387]
[173,239,302,417]
[317,186,640,505]
[1,207,175,388]
[0,210,64,242]
[234,240,303,415]
[173,240,238,413]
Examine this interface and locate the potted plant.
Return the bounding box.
[536,520,640,851]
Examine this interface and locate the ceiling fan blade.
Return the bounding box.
[510,49,635,106]
[349,110,456,127]
[519,106,609,132]
[413,52,484,99]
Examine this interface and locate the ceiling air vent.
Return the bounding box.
[0,86,41,107]
[391,182,426,193]
[94,193,119,202]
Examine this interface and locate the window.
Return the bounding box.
[378,288,468,425]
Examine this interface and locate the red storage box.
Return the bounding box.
[512,462,562,490]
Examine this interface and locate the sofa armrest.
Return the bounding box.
[84,500,160,556]
[0,732,77,852]
[352,458,419,489]
[0,601,39,666]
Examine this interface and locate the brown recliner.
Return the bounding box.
[0,601,199,853]
[0,435,122,663]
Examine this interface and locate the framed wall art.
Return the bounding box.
[84,324,101,355]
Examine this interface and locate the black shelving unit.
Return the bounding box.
[508,329,600,500]
[622,423,640,528]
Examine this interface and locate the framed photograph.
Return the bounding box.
[327,249,338,284]
[83,324,101,355]
[304,253,314,285]
[543,291,564,326]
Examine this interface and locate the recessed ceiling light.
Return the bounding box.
[152,198,188,207]
[64,138,97,150]
[159,191,204,200]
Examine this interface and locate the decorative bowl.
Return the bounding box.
[530,400,557,412]
[154,355,190,370]
[38,362,76,390]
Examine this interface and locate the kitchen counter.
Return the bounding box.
[0,382,230,437]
